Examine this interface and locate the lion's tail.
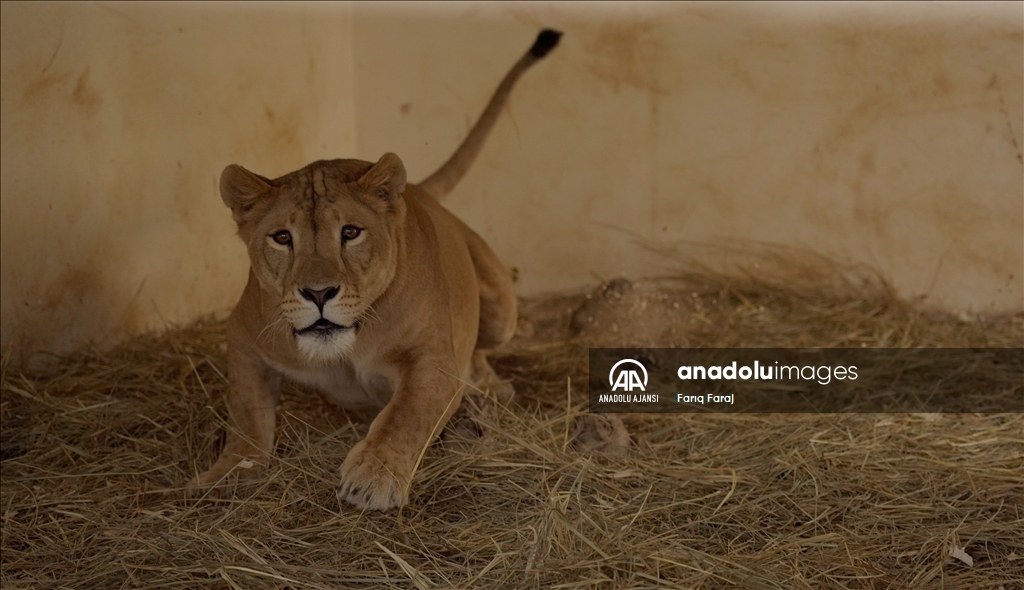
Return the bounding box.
[416,28,562,200]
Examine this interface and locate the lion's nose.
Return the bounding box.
[299,286,341,312]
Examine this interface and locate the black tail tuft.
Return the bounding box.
[529,28,563,58]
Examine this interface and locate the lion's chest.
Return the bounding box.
[266,357,395,411]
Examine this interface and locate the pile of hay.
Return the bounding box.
[2,263,1022,589]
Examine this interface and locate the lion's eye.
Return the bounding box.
[341,225,362,242]
[271,230,292,246]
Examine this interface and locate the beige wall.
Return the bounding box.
[2,2,1021,361]
[353,2,1022,312]
[1,2,356,359]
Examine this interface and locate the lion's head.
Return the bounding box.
[219,154,408,363]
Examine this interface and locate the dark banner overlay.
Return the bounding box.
[588,348,1023,413]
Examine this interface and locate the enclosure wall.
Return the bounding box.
[353,2,1023,310]
[0,2,357,359]
[2,2,1022,362]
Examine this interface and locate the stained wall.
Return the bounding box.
[2,2,1021,361]
[1,2,357,359]
[353,2,1023,311]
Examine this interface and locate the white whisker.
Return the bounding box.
[360,305,384,327]
[255,313,286,346]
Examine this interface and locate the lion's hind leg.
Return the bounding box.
[459,222,517,403]
[441,353,507,449]
[434,221,517,451]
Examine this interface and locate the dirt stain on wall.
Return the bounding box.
[264,105,301,157]
[21,70,67,105]
[987,74,1024,165]
[71,67,102,117]
[10,265,103,364]
[40,267,99,314]
[581,19,679,96]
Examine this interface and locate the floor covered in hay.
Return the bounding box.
[2,266,1022,589]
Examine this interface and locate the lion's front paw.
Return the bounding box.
[338,440,411,511]
[187,453,264,494]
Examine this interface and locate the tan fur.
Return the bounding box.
[188,30,559,511]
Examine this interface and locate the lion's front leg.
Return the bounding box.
[188,347,277,490]
[338,354,464,510]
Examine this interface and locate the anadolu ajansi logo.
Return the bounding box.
[609,359,648,392]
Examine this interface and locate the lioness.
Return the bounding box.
[189,29,562,510]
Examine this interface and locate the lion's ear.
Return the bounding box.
[357,153,407,205]
[220,164,271,224]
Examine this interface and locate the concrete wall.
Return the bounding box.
[1,2,356,359]
[353,2,1022,311]
[2,2,1021,361]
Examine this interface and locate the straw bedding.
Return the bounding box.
[2,262,1022,589]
